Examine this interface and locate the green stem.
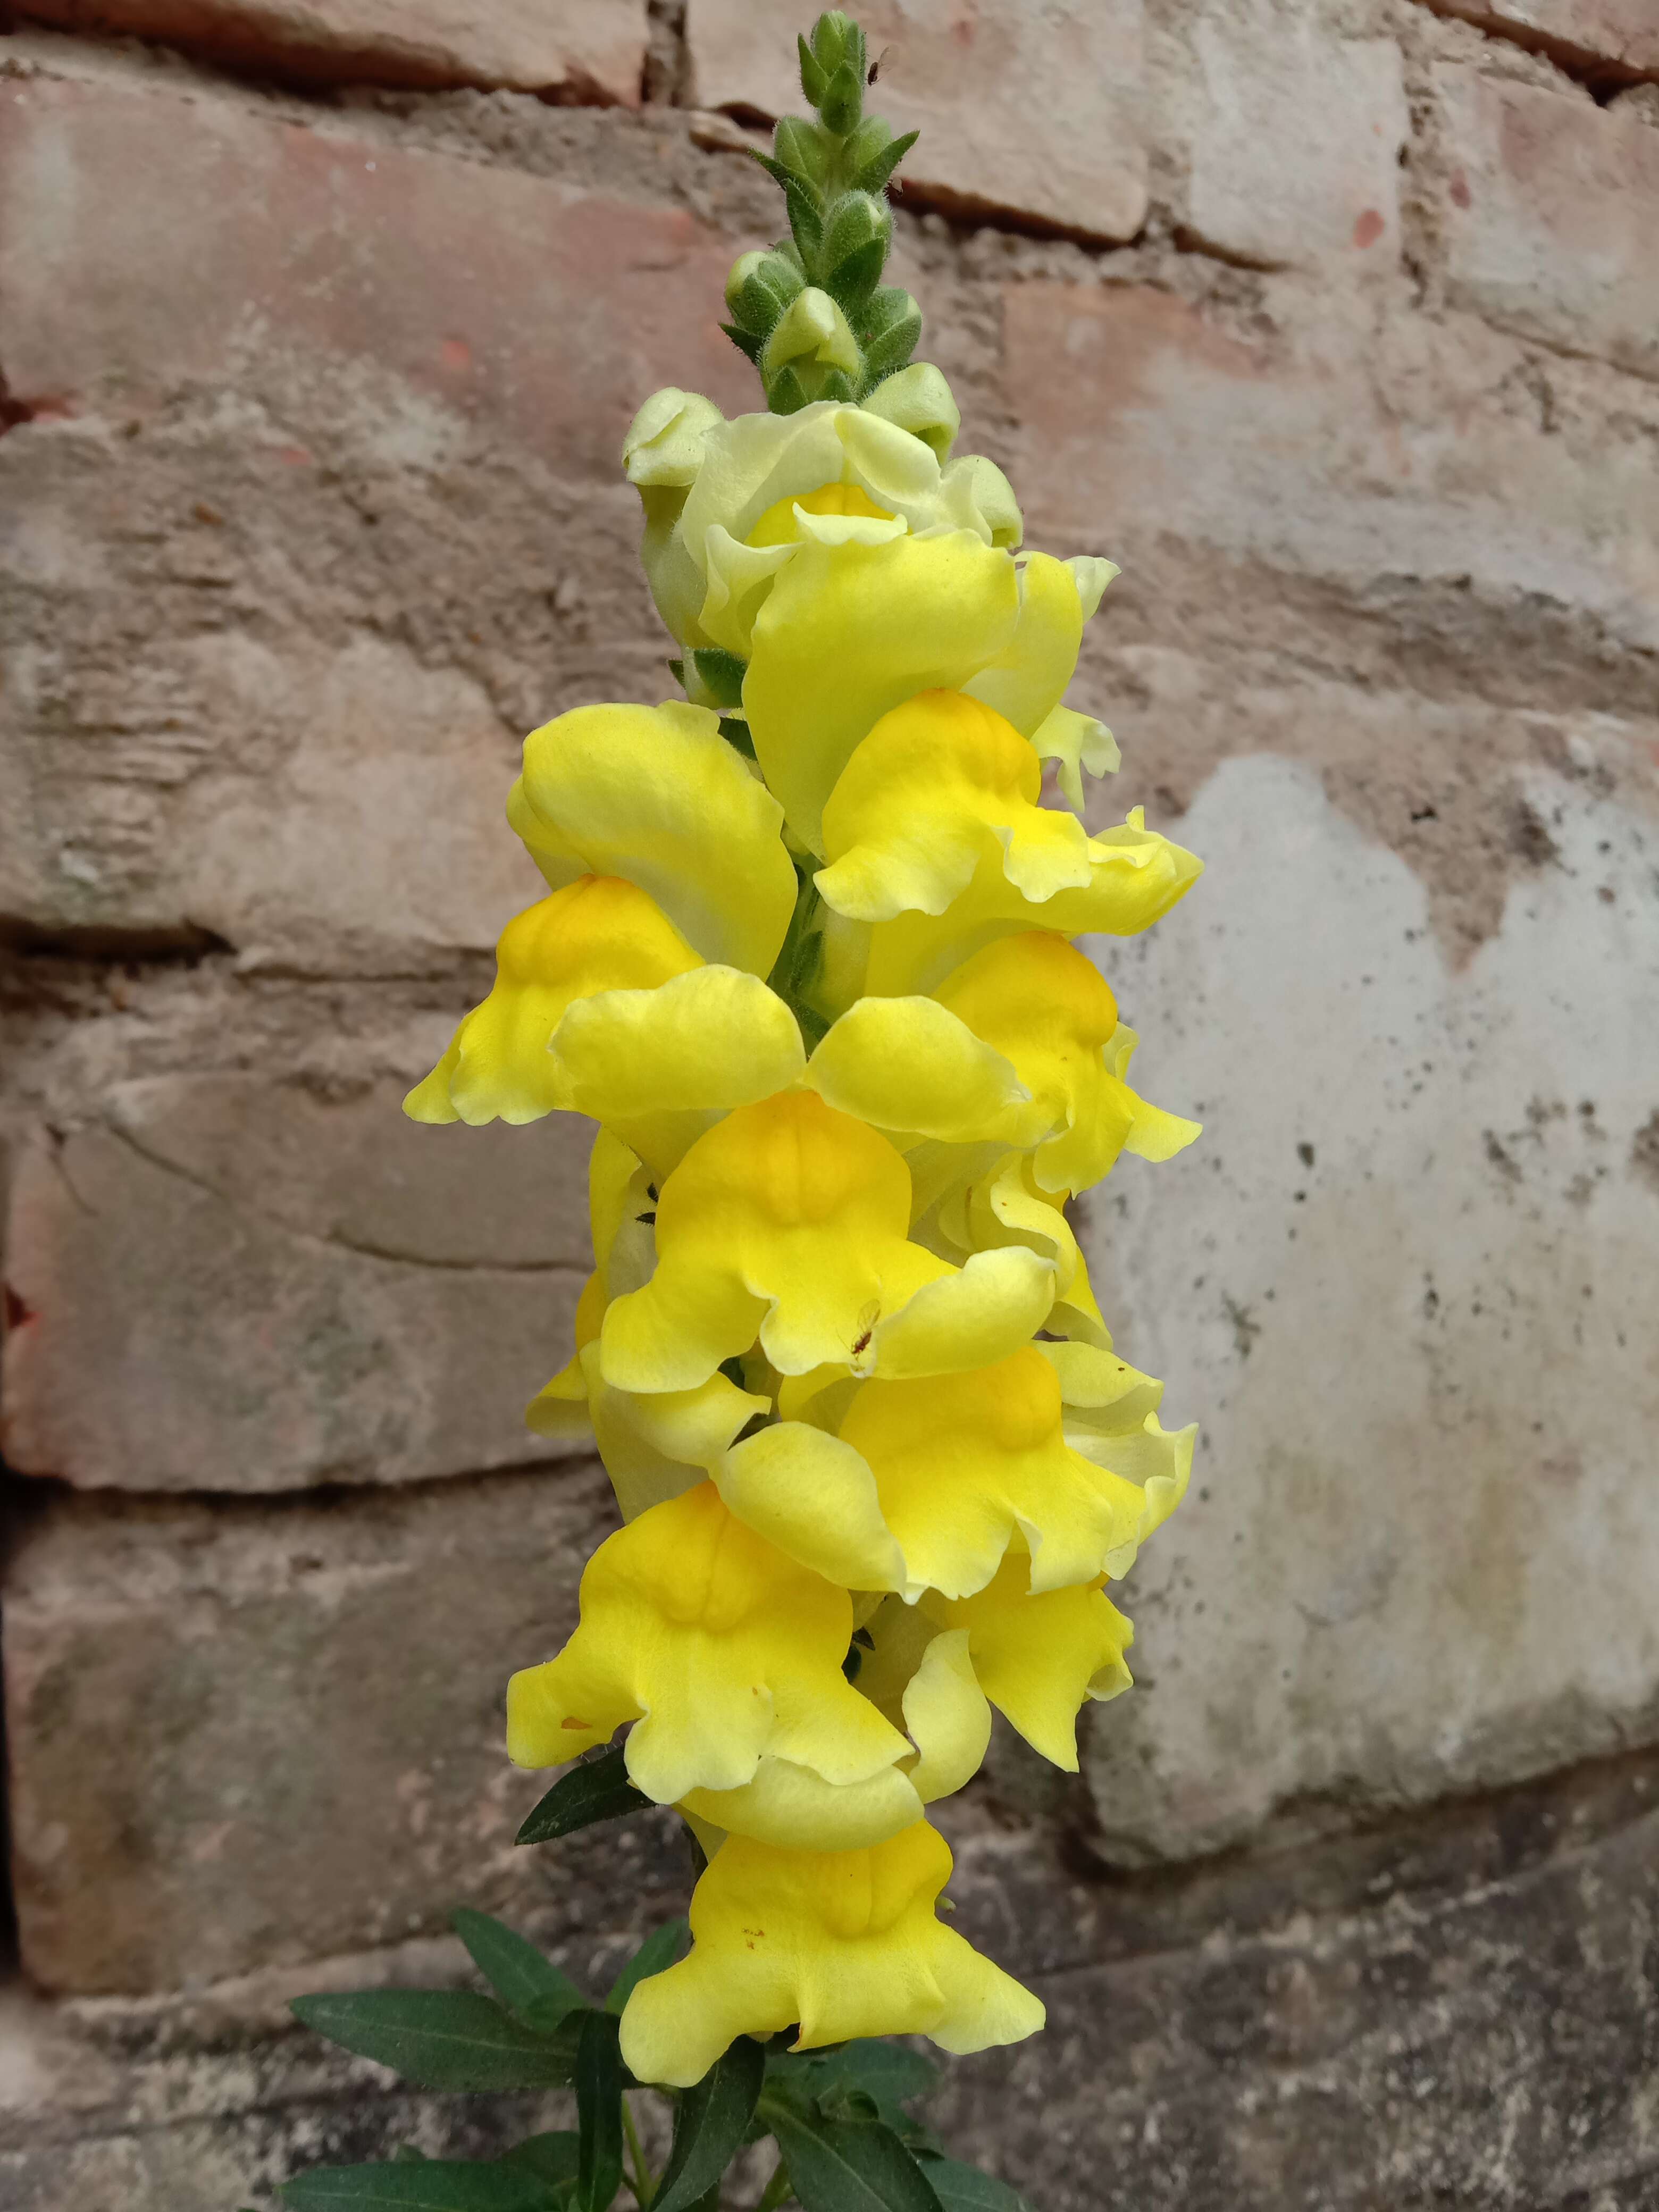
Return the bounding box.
[756,2159,794,2212]
[621,2093,655,2207]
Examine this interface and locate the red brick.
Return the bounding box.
[2,1461,643,1991]
[1436,65,1659,380]
[1425,0,1659,76]
[19,0,647,99]
[688,0,1149,242]
[1,1070,595,1492]
[0,74,750,474]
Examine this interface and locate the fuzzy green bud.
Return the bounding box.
[725,247,806,337]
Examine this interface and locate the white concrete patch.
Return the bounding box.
[1079,755,1659,1859]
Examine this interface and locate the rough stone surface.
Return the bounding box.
[1074,752,1659,1860]
[1002,278,1659,657]
[2,1066,594,1492]
[687,0,1151,240]
[15,0,649,100]
[4,1744,1657,2207]
[1157,0,1411,270]
[1434,64,1659,382]
[933,1744,1659,2210]
[0,1459,684,1991]
[1419,0,1659,76]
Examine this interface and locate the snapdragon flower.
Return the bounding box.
[406,9,1202,2091]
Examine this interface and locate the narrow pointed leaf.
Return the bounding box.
[607,1916,689,2014]
[280,2162,551,2208]
[453,1909,585,2026]
[290,1991,578,2092]
[516,1747,651,1847]
[504,2133,582,2191]
[764,2110,944,2212]
[652,2035,766,2212]
[916,2161,1034,2212]
[576,2008,626,2212]
[854,130,919,196]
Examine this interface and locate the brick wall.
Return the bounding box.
[1,2,1656,2205]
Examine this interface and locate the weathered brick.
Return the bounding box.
[1162,0,1409,270]
[1073,742,1659,1861]
[1001,279,1659,651]
[15,0,648,99]
[0,70,752,953]
[1423,0,1659,76]
[0,1459,680,1991]
[933,1751,1659,2210]
[1,1068,594,1492]
[1435,65,1659,380]
[0,74,745,473]
[688,0,1149,241]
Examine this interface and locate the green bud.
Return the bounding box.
[857,286,923,383]
[724,247,805,337]
[763,286,862,381]
[819,55,864,137]
[797,30,828,107]
[809,11,866,87]
[820,189,891,310]
[859,362,961,458]
[773,115,830,195]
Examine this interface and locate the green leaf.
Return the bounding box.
[280,2162,551,2209]
[504,2133,582,2194]
[393,2149,432,2165]
[853,129,919,197]
[606,1917,688,2014]
[798,31,828,105]
[764,2110,944,2212]
[575,2009,626,2212]
[516,1747,650,1848]
[766,2040,938,2130]
[722,321,766,367]
[453,1910,585,2026]
[290,1991,579,2092]
[689,647,748,711]
[652,2036,766,2212]
[824,237,888,315]
[819,56,864,135]
[916,2160,1034,2212]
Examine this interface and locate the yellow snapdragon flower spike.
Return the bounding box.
[410,339,1205,2084]
[618,1822,1044,2088]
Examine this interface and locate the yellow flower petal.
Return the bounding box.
[600,1092,1042,1391]
[506,1481,905,1803]
[932,933,1200,1193]
[805,993,1030,1144]
[403,877,701,1128]
[960,552,1088,742]
[623,387,726,648]
[896,1628,992,1805]
[618,1822,1043,2086]
[1067,1413,1197,1552]
[866,1245,1058,1380]
[538,1339,768,1524]
[682,1757,924,1853]
[716,1419,907,1593]
[817,691,1093,923]
[510,701,797,976]
[744,535,1020,856]
[921,1553,1133,1772]
[935,1151,1109,1348]
[861,806,1205,999]
[1034,704,1119,814]
[836,1347,1144,1600]
[550,965,807,1176]
[1036,1338,1166,1438]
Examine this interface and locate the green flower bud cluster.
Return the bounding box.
[722,10,923,414]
